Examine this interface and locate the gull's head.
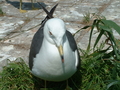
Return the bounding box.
[44,18,66,62]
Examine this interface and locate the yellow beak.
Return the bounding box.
[58,45,64,63]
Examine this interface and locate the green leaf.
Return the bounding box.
[101,19,120,35]
[99,24,112,33]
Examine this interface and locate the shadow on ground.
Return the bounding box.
[6,0,46,10]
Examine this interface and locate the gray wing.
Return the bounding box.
[66,30,81,69]
[29,26,44,70]
[66,31,77,51]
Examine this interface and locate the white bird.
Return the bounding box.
[29,3,80,89]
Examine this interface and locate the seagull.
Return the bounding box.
[29,3,80,89]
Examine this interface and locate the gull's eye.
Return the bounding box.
[49,31,52,35]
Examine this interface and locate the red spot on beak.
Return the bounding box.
[62,59,64,63]
[61,55,64,63]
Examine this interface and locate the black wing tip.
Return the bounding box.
[37,2,58,25]
[37,2,58,18]
[54,3,59,8]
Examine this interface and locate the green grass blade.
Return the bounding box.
[107,33,120,59]
[87,19,97,51]
[93,30,104,50]
[107,80,120,90]
[90,46,111,57]
[81,25,91,29]
[73,26,90,36]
